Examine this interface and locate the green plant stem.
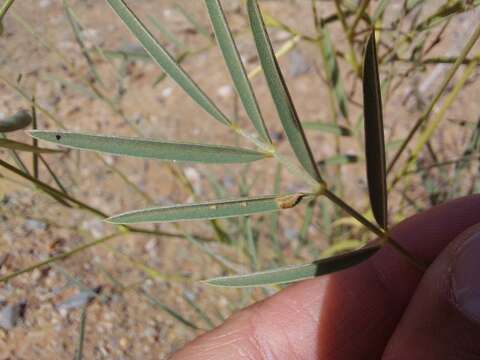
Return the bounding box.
[75,305,87,360]
[347,0,370,40]
[405,155,480,175]
[387,21,480,174]
[0,158,194,240]
[396,55,480,65]
[323,188,427,270]
[31,98,39,179]
[333,0,361,76]
[0,158,107,217]
[0,0,15,20]
[0,233,122,283]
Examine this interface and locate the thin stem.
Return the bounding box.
[323,188,427,270]
[0,233,122,283]
[0,158,107,217]
[333,0,361,76]
[0,0,15,20]
[0,158,194,240]
[347,0,370,40]
[31,98,39,179]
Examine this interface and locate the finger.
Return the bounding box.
[383,223,480,359]
[171,195,480,360]
[317,194,480,359]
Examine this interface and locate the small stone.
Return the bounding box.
[30,268,42,283]
[119,337,128,350]
[284,228,299,241]
[81,219,106,238]
[56,290,98,314]
[184,167,202,194]
[80,28,100,47]
[183,290,196,302]
[144,238,157,253]
[161,87,173,98]
[0,301,26,330]
[0,254,8,270]
[217,85,233,98]
[24,219,47,231]
[104,155,114,166]
[39,0,51,8]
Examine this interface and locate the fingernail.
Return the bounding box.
[452,231,480,324]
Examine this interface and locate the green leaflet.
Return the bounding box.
[106,193,310,224]
[303,121,352,136]
[205,245,380,287]
[318,26,349,119]
[247,0,322,183]
[101,48,151,61]
[29,131,268,164]
[206,0,271,142]
[0,138,65,154]
[363,31,388,229]
[106,0,230,126]
[318,154,359,166]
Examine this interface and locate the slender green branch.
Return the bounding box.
[347,0,370,40]
[0,233,122,283]
[0,158,196,240]
[0,0,15,21]
[31,98,39,179]
[0,158,107,217]
[333,0,361,75]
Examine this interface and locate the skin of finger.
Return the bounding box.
[382,222,480,360]
[171,195,480,360]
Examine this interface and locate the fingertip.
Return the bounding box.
[383,222,480,359]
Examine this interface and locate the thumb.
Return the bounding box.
[383,222,480,359]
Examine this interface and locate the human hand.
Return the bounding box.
[171,195,480,359]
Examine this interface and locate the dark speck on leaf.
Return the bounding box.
[56,134,61,140]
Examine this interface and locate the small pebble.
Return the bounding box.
[217,85,233,98]
[56,290,97,315]
[119,337,129,350]
[161,87,173,98]
[0,301,26,330]
[39,0,51,8]
[24,219,47,231]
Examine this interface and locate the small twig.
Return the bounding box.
[323,188,427,271]
[0,0,15,21]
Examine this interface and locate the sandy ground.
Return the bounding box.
[0,0,479,358]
